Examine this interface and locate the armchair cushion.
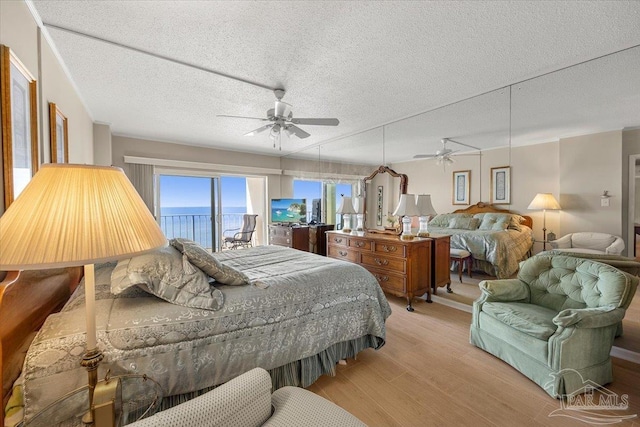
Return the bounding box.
[483,302,557,340]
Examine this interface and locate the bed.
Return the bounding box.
[427,202,534,278]
[1,244,391,424]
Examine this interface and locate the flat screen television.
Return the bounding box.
[271,198,307,224]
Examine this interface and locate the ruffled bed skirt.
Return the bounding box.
[158,334,384,411]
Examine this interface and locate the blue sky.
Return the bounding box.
[160,175,247,207]
[160,176,352,209]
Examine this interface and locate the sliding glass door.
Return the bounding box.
[158,175,219,250]
[157,173,260,251]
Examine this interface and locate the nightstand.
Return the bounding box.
[24,374,163,426]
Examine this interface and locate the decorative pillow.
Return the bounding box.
[111,246,224,310]
[474,213,523,231]
[171,238,251,286]
[477,214,509,231]
[429,213,472,228]
[447,217,480,230]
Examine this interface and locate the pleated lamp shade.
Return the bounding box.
[415,194,437,217]
[392,194,419,217]
[527,193,561,210]
[336,196,356,214]
[0,164,167,270]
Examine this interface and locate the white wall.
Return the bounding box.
[0,0,94,213]
[559,131,622,236]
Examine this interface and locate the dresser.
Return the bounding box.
[269,224,335,254]
[326,230,431,311]
[429,234,452,294]
[269,224,309,251]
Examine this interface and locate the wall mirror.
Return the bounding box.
[363,165,408,232]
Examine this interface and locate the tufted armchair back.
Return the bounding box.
[517,255,636,312]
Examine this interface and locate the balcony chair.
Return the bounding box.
[470,255,638,398]
[129,367,366,427]
[223,214,258,249]
[549,232,625,255]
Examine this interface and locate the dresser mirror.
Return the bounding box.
[363,165,408,233]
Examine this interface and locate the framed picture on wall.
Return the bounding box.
[49,102,69,163]
[491,166,511,204]
[452,170,470,205]
[1,44,39,208]
[376,185,383,226]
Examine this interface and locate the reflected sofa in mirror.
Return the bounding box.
[363,165,408,232]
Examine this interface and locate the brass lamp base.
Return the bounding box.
[400,234,415,241]
[81,347,104,425]
[417,232,430,237]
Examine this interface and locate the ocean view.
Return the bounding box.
[160,206,247,249]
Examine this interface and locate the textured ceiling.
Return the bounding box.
[30,1,640,164]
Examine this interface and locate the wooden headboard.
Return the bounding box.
[452,202,533,229]
[0,267,82,423]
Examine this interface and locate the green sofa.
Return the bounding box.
[470,255,638,398]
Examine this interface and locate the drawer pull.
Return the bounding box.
[339,250,348,257]
[285,231,291,236]
[374,258,389,266]
[382,245,397,252]
[354,241,365,248]
[333,237,343,243]
[286,239,290,244]
[375,275,389,282]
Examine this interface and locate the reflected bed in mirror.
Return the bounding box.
[363,166,408,233]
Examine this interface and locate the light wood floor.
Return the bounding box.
[307,294,640,427]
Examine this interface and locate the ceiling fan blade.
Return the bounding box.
[290,118,339,126]
[218,114,269,121]
[244,124,272,137]
[413,154,438,159]
[287,125,311,139]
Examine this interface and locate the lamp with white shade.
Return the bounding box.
[415,194,437,237]
[0,164,167,425]
[527,193,561,251]
[336,195,356,233]
[393,194,419,240]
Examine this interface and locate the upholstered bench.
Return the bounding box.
[450,248,472,283]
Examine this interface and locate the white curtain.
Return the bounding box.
[129,163,155,214]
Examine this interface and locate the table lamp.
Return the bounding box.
[353,196,365,231]
[393,194,418,240]
[0,164,167,424]
[337,196,355,233]
[415,194,437,237]
[527,192,561,250]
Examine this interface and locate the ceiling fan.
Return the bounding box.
[413,138,480,164]
[217,89,339,140]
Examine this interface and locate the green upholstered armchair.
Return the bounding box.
[470,255,638,398]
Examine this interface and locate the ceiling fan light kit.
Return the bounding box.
[218,89,339,146]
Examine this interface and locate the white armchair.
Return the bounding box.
[549,232,625,255]
[129,368,366,427]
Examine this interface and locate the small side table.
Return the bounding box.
[24,374,163,426]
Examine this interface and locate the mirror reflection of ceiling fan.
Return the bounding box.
[217,89,340,142]
[413,138,480,165]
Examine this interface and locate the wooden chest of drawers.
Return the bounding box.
[326,231,432,311]
[269,225,308,251]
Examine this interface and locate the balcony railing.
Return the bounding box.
[160,213,246,250]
